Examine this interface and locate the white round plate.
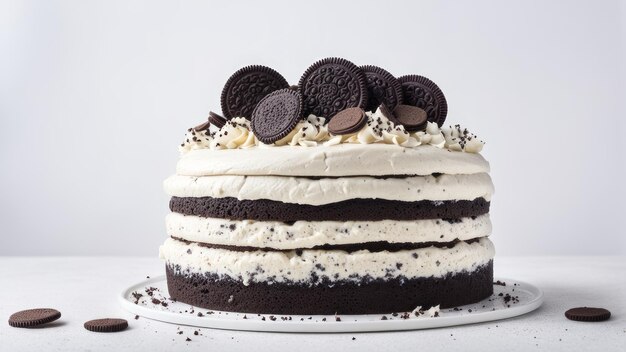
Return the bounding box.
[119,276,542,333]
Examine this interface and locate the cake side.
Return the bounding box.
[160,143,495,313]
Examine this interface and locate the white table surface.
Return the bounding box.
[0,256,624,352]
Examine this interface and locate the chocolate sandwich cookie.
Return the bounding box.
[298,57,368,120]
[565,307,611,322]
[221,65,289,119]
[379,103,400,125]
[193,119,211,132]
[208,111,227,128]
[398,74,447,126]
[84,318,129,332]
[360,65,403,112]
[8,308,61,328]
[327,107,367,135]
[393,104,428,132]
[251,88,302,144]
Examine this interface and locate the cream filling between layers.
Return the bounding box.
[164,173,493,205]
[166,213,491,249]
[159,237,495,285]
[176,144,490,177]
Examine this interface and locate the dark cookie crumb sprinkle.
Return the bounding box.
[145,287,158,297]
[131,292,143,304]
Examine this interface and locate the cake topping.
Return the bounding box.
[379,103,401,125]
[193,119,211,132]
[251,89,303,144]
[565,307,611,322]
[360,65,403,112]
[327,107,367,135]
[8,308,61,328]
[211,117,256,149]
[326,107,418,147]
[83,318,129,332]
[274,114,330,147]
[441,124,484,153]
[178,59,485,153]
[299,57,368,120]
[415,122,446,148]
[208,111,227,128]
[393,104,428,132]
[179,110,483,153]
[398,74,448,126]
[220,65,289,120]
[179,127,211,153]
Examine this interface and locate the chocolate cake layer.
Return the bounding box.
[169,196,490,221]
[166,261,493,315]
[171,236,482,253]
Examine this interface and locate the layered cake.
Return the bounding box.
[160,58,495,315]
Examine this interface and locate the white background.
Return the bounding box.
[1,0,624,256]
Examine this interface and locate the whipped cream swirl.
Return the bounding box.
[178,128,211,153]
[442,124,485,153]
[210,117,257,150]
[414,122,446,148]
[274,115,330,147]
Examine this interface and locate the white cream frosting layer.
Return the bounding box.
[159,237,495,285]
[178,108,485,153]
[166,213,491,249]
[164,173,493,204]
[176,143,490,177]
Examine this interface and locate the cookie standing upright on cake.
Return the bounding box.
[299,57,369,120]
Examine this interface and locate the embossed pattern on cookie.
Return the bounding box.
[360,65,403,112]
[221,65,289,120]
[251,88,303,144]
[298,58,368,121]
[398,74,448,126]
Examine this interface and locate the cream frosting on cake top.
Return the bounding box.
[179,108,485,154]
[176,144,489,177]
[176,107,488,177]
